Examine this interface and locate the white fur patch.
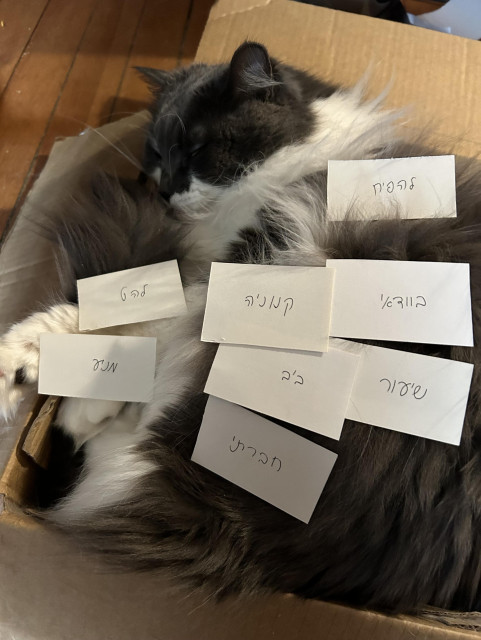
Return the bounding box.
[0,303,78,419]
[51,403,153,521]
[56,398,126,448]
[175,178,260,262]
[171,176,222,215]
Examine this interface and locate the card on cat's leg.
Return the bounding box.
[0,303,79,419]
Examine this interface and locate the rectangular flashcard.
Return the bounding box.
[38,333,156,402]
[77,261,187,330]
[201,263,335,352]
[192,396,338,523]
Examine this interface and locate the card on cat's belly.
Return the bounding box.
[38,334,156,402]
[204,339,360,439]
[201,263,335,352]
[326,259,473,346]
[192,396,337,523]
[341,342,474,445]
[77,261,187,331]
[327,156,456,220]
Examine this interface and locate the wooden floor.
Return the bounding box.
[0,0,214,247]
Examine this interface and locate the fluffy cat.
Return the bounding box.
[1,42,481,613]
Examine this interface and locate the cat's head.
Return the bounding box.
[138,42,330,212]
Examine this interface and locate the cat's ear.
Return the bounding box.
[136,67,174,93]
[228,42,280,100]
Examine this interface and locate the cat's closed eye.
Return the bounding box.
[188,142,206,159]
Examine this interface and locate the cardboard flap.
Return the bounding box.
[0,111,150,333]
[0,394,45,509]
[197,0,481,158]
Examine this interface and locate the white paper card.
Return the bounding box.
[201,263,335,352]
[344,344,474,445]
[205,339,360,439]
[77,260,187,330]
[326,260,473,347]
[192,396,337,522]
[327,156,456,220]
[38,334,156,402]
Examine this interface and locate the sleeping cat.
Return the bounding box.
[1,41,481,613]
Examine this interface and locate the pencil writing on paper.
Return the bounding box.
[379,378,427,400]
[120,284,148,301]
[244,294,294,316]
[281,369,304,385]
[380,294,427,309]
[373,177,416,195]
[229,435,282,471]
[92,359,118,373]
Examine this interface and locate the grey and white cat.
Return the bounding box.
[1,42,481,612]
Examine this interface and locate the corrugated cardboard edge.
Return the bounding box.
[208,0,272,20]
[0,395,52,524]
[22,396,60,470]
[262,595,481,639]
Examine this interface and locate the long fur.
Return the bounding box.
[2,42,481,613]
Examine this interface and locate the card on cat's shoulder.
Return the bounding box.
[201,263,335,352]
[326,259,473,347]
[327,156,456,221]
[191,396,338,523]
[77,260,187,331]
[205,339,359,440]
[340,341,474,445]
[38,333,156,402]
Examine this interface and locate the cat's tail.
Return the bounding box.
[45,172,183,302]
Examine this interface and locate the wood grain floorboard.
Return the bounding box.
[89,0,148,125]
[113,0,192,115]
[0,0,98,238]
[0,0,50,95]
[37,0,147,154]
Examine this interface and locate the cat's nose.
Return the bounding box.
[158,173,175,200]
[159,170,190,199]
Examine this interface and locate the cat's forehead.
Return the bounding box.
[153,64,225,130]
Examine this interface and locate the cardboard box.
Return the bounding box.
[2,0,481,636]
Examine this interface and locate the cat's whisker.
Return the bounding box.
[154,111,187,135]
[172,111,186,136]
[186,589,218,616]
[168,143,178,176]
[50,112,146,172]
[82,125,144,172]
[107,110,145,119]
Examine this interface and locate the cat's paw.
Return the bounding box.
[0,332,41,420]
[56,398,126,448]
[0,303,79,420]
